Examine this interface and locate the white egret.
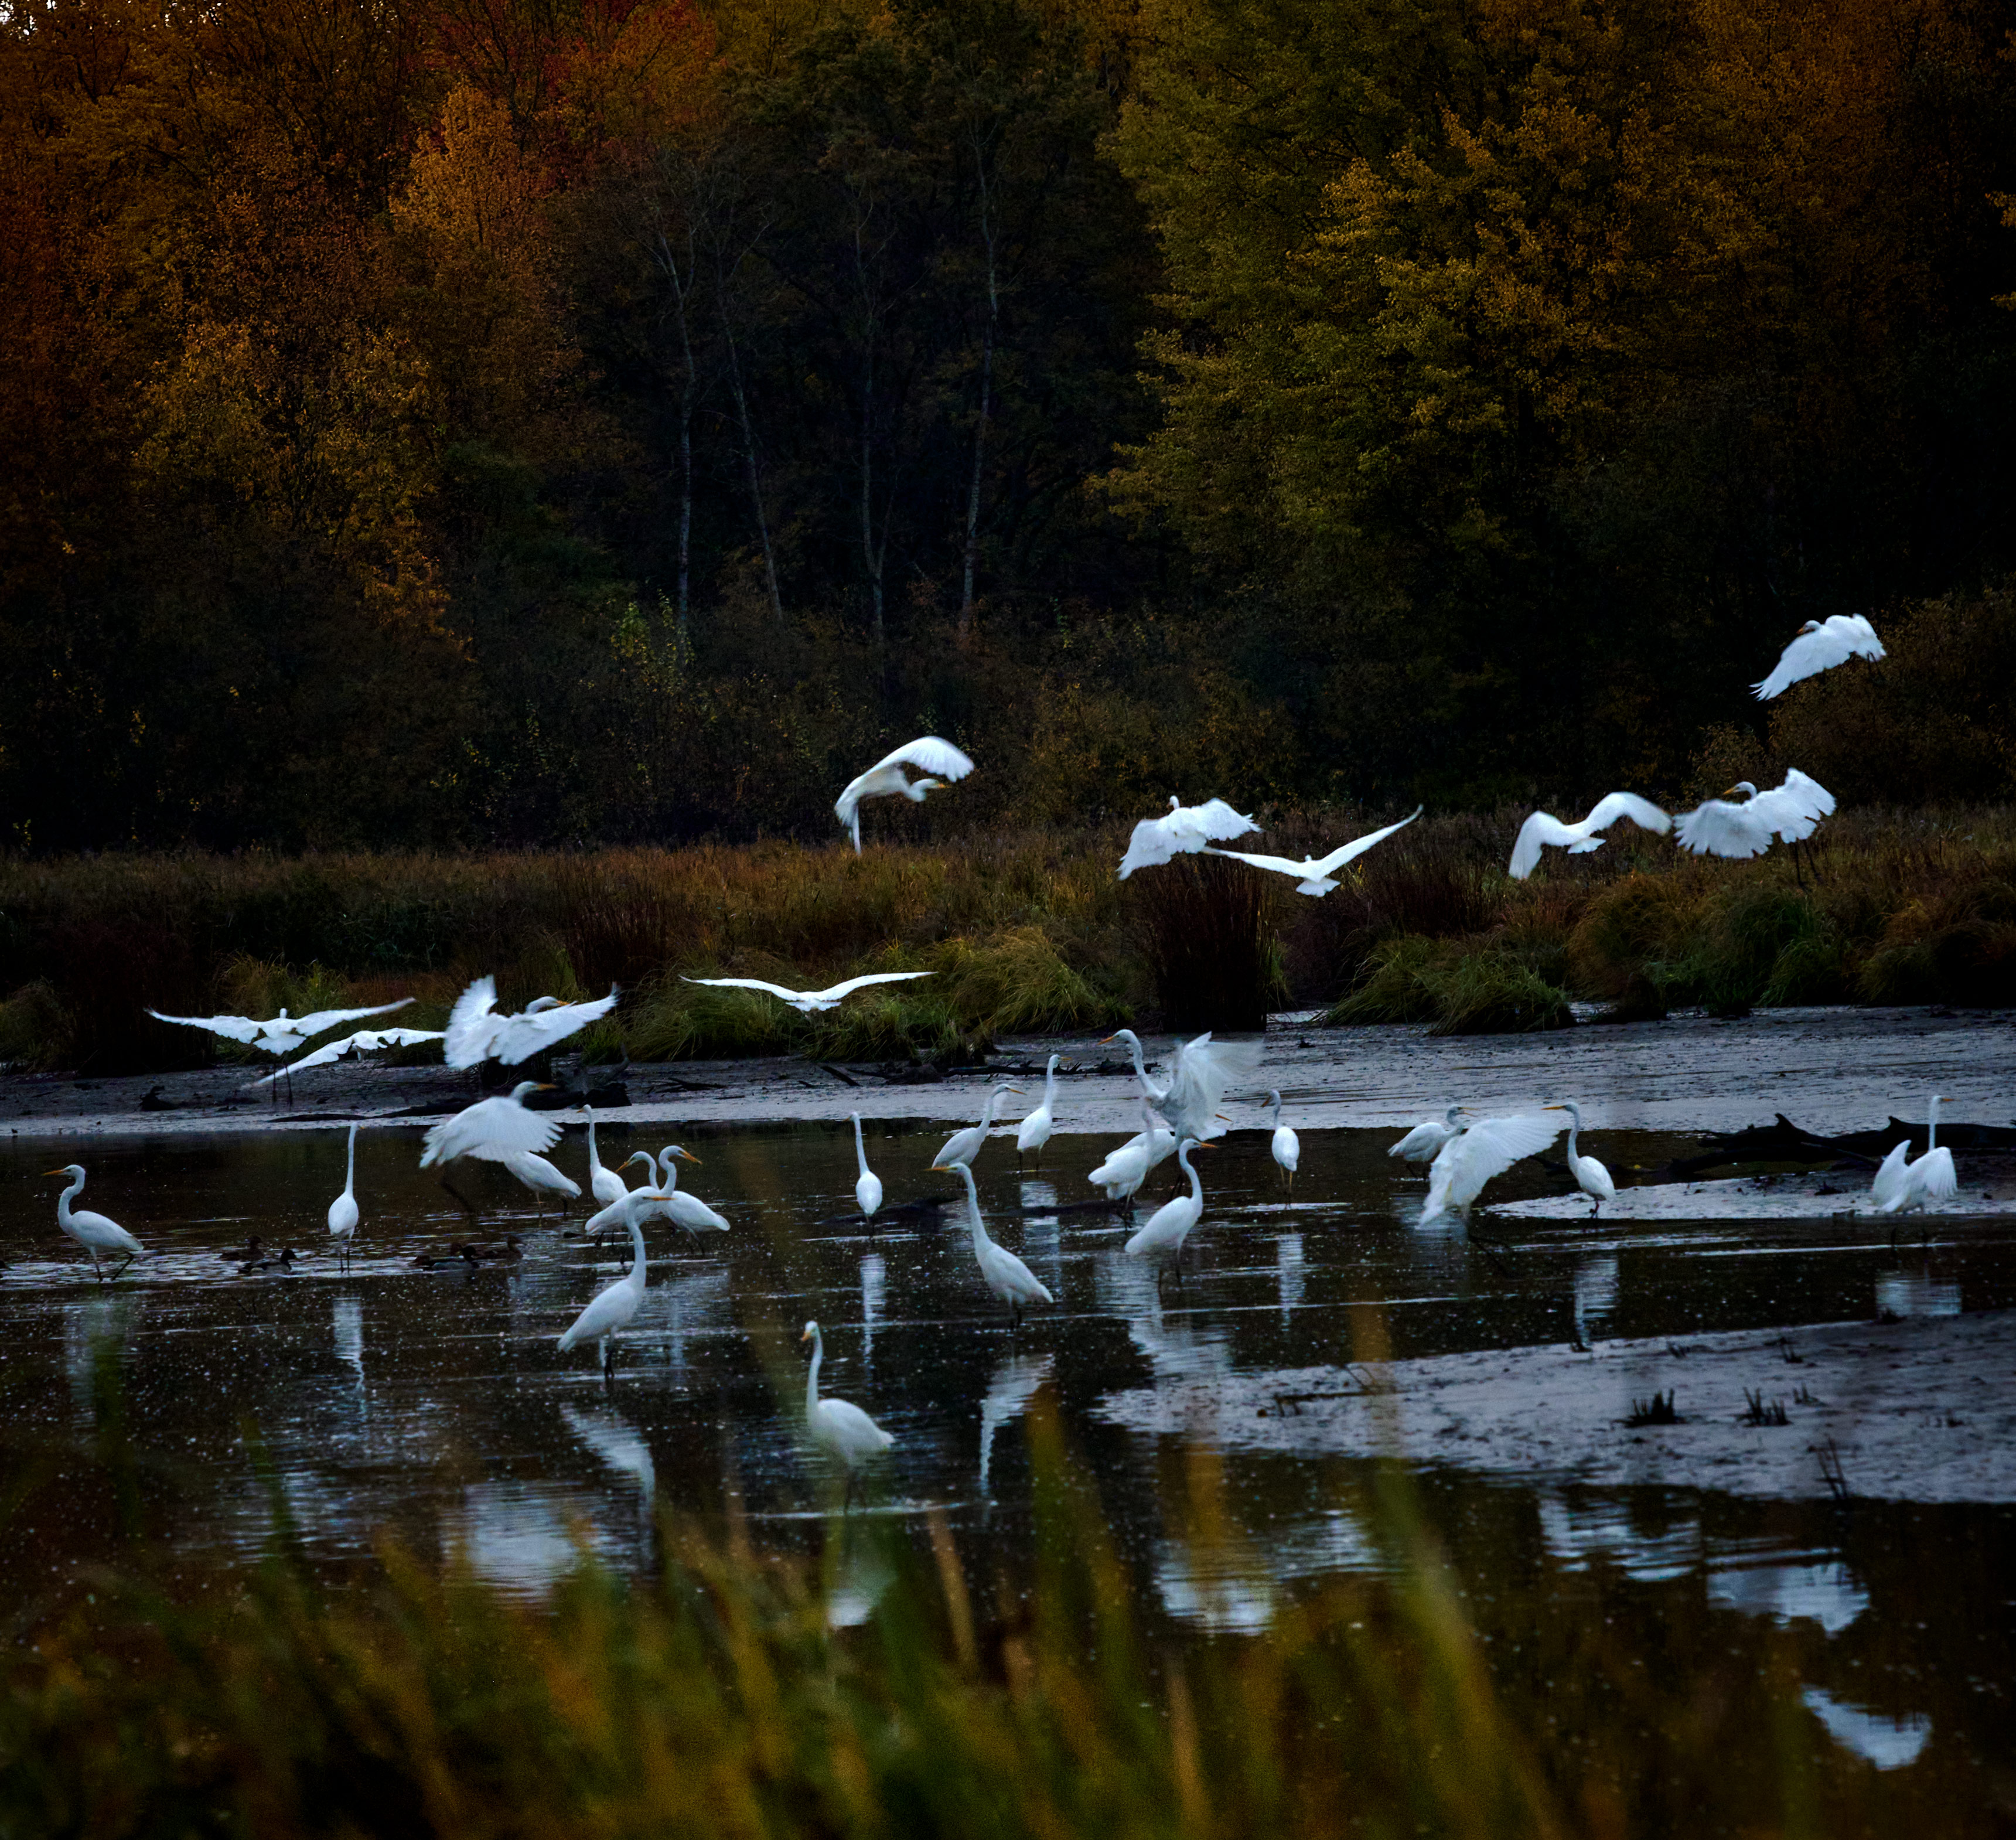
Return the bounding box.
[1206,807,1423,894]
[1508,793,1672,880]
[654,1146,728,1235]
[1872,1093,1957,1216]
[934,1083,1022,1170]
[1676,771,1835,860]
[851,1113,882,1219]
[1124,1138,1212,1277]
[1421,1112,1566,1223]
[1016,1055,1062,1167]
[1753,614,1885,700]
[1103,1028,1260,1145]
[421,1081,558,1172]
[579,1153,663,1239]
[936,1160,1056,1327]
[327,1123,360,1267]
[558,1207,650,1380]
[253,1026,444,1087]
[45,1165,144,1281]
[147,998,412,1060]
[1389,1106,1465,1162]
[680,970,931,1014]
[1088,1098,1175,1206]
[584,1105,628,1210]
[834,736,975,851]
[1548,1102,1615,1216]
[802,1320,894,1505]
[499,1150,581,1214]
[1117,796,1260,879]
[445,977,620,1069]
[1267,1091,1300,1192]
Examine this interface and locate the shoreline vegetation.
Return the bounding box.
[4,806,2011,1076]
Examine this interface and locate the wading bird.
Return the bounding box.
[1676,772,1836,865]
[499,1149,581,1215]
[1753,614,1885,700]
[1103,1028,1260,1146]
[1872,1093,1957,1217]
[253,1026,445,1088]
[936,1161,1056,1327]
[851,1113,882,1221]
[1267,1091,1300,1193]
[579,1153,663,1241]
[680,970,931,1013]
[1389,1106,1465,1162]
[45,1164,144,1281]
[934,1084,1022,1170]
[653,1146,728,1235]
[445,977,620,1069]
[1421,1112,1566,1224]
[802,1320,894,1506]
[1016,1055,1062,1167]
[1206,807,1423,894]
[1548,1101,1615,1216]
[1124,1138,1212,1281]
[834,737,975,851]
[584,1106,628,1211]
[328,1123,360,1268]
[1117,796,1260,878]
[1088,1098,1175,1208]
[421,1081,558,1213]
[558,1207,651,1382]
[1508,794,1672,880]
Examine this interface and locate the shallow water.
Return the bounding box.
[5,1117,2014,1815]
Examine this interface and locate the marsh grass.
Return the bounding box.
[1131,854,1287,1030]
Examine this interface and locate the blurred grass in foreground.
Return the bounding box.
[1,807,2012,1072]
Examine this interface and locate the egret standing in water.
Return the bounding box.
[558,1204,651,1382]
[1087,1097,1175,1210]
[851,1113,882,1221]
[1390,1106,1465,1162]
[1266,1091,1300,1194]
[936,1160,1055,1328]
[1124,1138,1212,1282]
[1547,1102,1615,1215]
[1016,1055,1062,1168]
[584,1105,629,1211]
[1420,1112,1565,1224]
[45,1165,144,1282]
[802,1320,894,1508]
[934,1084,1022,1170]
[654,1146,728,1235]
[328,1123,360,1268]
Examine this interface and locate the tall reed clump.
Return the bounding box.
[1130,855,1287,1031]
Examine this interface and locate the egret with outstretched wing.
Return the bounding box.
[420,1081,560,1167]
[1117,796,1260,879]
[445,977,620,1068]
[1509,794,1671,880]
[834,737,975,851]
[1103,1027,1261,1145]
[1421,1112,1565,1222]
[148,998,412,1058]
[1676,771,1834,860]
[1206,807,1423,894]
[1753,615,1885,700]
[253,1027,444,1086]
[680,970,931,1014]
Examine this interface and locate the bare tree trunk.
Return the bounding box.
[960,139,999,645]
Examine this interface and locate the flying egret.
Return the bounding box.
[1872,1093,1957,1217]
[422,1081,558,1167]
[1205,807,1423,894]
[1117,796,1260,878]
[936,1160,1056,1327]
[654,1146,728,1235]
[147,998,412,1060]
[1421,1112,1566,1223]
[1088,1097,1175,1207]
[584,1105,628,1210]
[1016,1055,1062,1167]
[1267,1091,1299,1192]
[1389,1106,1465,1161]
[1676,772,1835,860]
[1124,1138,1212,1279]
[1508,794,1672,880]
[1753,614,1885,700]
[934,1083,1022,1170]
[253,1026,445,1088]
[558,1206,650,1381]
[834,737,975,851]
[680,970,932,1014]
[802,1320,894,1507]
[328,1123,360,1268]
[499,1149,581,1214]
[1103,1028,1260,1145]
[1548,1102,1615,1215]
[851,1113,882,1220]
[445,977,620,1069]
[45,1165,144,1281]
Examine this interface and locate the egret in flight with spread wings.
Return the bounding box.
[1509,794,1672,880]
[1872,1093,1957,1217]
[935,1161,1056,1328]
[1420,1111,1565,1224]
[1103,1028,1260,1146]
[1754,614,1885,700]
[253,1027,444,1087]
[680,970,931,1014]
[1117,796,1260,879]
[1676,772,1835,863]
[420,1081,558,1201]
[802,1320,893,1507]
[834,736,975,851]
[445,977,620,1069]
[1206,807,1423,894]
[45,1164,144,1282]
[1389,1106,1465,1161]
[147,997,414,1059]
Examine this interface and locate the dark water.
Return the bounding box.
[4,1119,2014,1815]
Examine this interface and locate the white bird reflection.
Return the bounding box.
[1274,1233,1304,1324]
[1802,1686,1930,1770]
[1097,1252,1233,1389]
[63,1291,137,1416]
[1018,1180,1063,1292]
[1537,1492,1700,1583]
[453,1481,611,1594]
[825,1532,898,1629]
[1875,1271,1960,1318]
[562,1402,657,1546]
[978,1352,1053,1497]
[333,1294,364,1385]
[1572,1254,1618,1347]
[1707,1561,1869,1634]
[657,1267,732,1382]
[1155,1508,1382,1633]
[859,1252,886,1376]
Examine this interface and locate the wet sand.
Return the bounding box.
[7,1003,2013,1145]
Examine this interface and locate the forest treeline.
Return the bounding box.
[6,0,2016,851]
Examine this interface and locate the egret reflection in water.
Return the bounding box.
[1274,1232,1304,1323]
[1572,1253,1619,1347]
[977,1351,1053,1497]
[859,1252,885,1376]
[1802,1687,1932,1770]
